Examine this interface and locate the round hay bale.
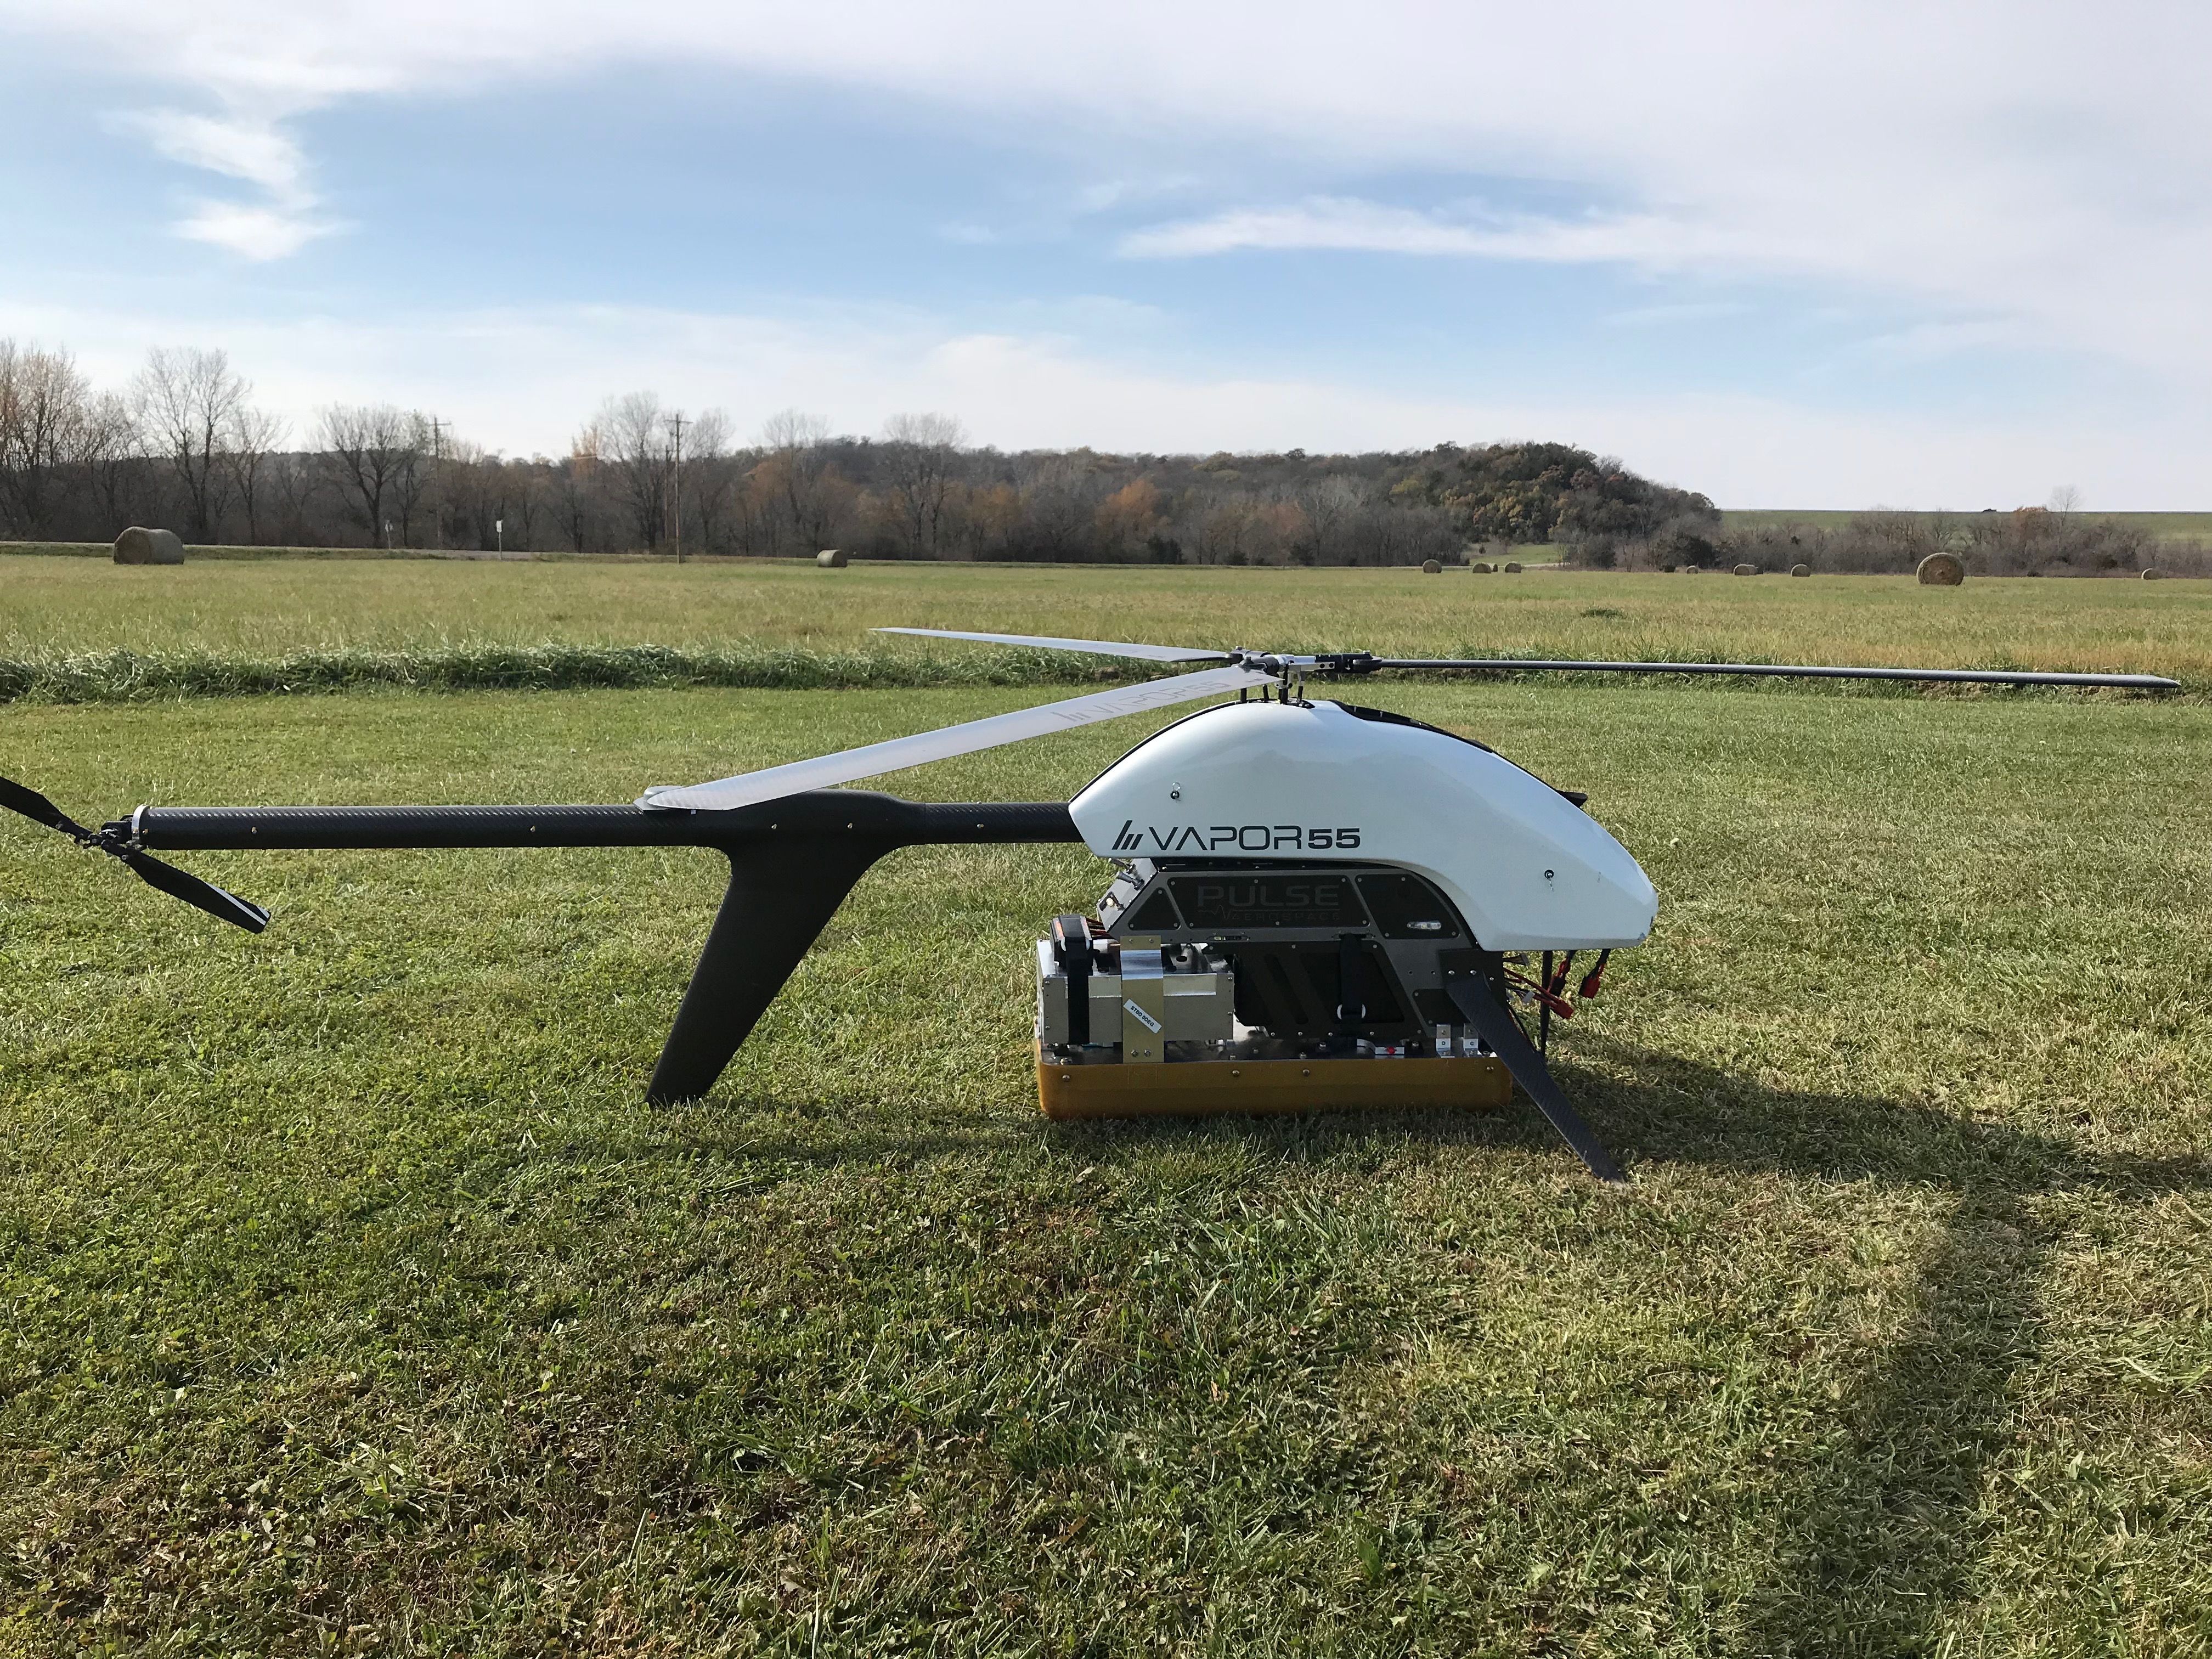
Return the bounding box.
[815,548,849,568]
[1471,561,1494,574]
[2142,567,2165,580]
[113,527,185,565]
[1916,552,1966,586]
[1683,565,1701,575]
[1420,558,1441,574]
[1503,561,1523,574]
[1791,562,1811,577]
[1733,563,1757,576]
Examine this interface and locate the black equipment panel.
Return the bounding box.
[1124,886,1181,932]
[1169,872,1367,929]
[1228,939,1414,1043]
[1357,872,1462,939]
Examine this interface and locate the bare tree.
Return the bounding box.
[224,405,288,544]
[1296,476,1365,561]
[0,340,95,537]
[319,403,425,548]
[881,411,967,558]
[2049,484,2084,515]
[506,456,550,552]
[551,427,603,554]
[135,347,247,540]
[679,409,736,554]
[269,449,323,546]
[757,408,838,552]
[388,415,437,547]
[596,391,674,550]
[758,408,830,453]
[81,391,142,535]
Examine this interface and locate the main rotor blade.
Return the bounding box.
[640,663,1273,812]
[874,627,1231,663]
[1370,658,2180,690]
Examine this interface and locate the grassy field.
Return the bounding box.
[2,555,2206,687]
[3,565,2210,1654]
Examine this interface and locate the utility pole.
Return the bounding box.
[668,413,687,563]
[427,416,447,550]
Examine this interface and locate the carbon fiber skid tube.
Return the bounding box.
[116,791,1082,1103]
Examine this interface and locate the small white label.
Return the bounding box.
[1122,998,1163,1034]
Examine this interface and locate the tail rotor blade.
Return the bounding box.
[4,772,269,932]
[115,848,272,933]
[1,774,97,842]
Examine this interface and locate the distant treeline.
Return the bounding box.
[1686,511,2209,579]
[1,338,1717,565]
[6,337,2197,574]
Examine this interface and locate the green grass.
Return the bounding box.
[0,541,464,561]
[2,556,2207,690]
[4,675,2209,1654]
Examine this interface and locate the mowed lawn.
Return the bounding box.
[1,572,2209,1653]
[3,555,2208,684]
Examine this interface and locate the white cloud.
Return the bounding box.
[128,108,306,193]
[1117,198,1791,269]
[5,0,2209,375]
[173,197,335,259]
[105,104,335,257]
[4,1,2194,325]
[3,0,2209,489]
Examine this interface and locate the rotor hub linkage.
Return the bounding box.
[1222,650,1382,704]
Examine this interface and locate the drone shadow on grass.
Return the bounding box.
[1035,1039,2206,1655]
[684,1045,2203,1652]
[1558,1041,2208,1656]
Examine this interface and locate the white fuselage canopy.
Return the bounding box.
[1070,699,1656,951]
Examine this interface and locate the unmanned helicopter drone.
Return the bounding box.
[1,630,2175,1182]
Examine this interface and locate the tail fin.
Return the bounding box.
[647,838,890,1104]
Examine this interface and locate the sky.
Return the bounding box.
[1,0,2207,506]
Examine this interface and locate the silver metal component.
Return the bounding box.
[1036,939,1071,1044]
[1119,946,1166,1063]
[1036,938,1236,1052]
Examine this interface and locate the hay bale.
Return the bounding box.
[1916,552,1966,586]
[1683,565,1701,575]
[113,527,185,565]
[1791,563,1811,577]
[1733,563,1757,576]
[1503,561,1523,574]
[2143,567,2165,580]
[815,548,848,568]
[1420,558,1442,574]
[1471,562,1494,574]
